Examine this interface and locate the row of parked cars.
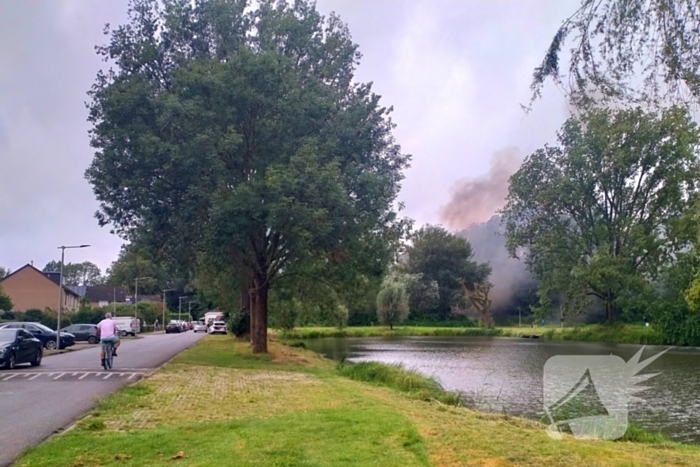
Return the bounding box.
[165,319,227,334]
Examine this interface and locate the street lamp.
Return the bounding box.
[188,301,196,323]
[134,276,152,319]
[56,244,90,350]
[162,289,175,332]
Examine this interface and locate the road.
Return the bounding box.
[0,331,205,467]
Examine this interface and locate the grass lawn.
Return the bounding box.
[15,336,700,466]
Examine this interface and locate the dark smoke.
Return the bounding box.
[439,146,522,231]
[438,147,536,319]
[457,215,536,317]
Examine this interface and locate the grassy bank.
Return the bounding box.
[273,326,502,339]
[15,336,700,466]
[274,324,668,346]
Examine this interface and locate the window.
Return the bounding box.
[80,325,94,332]
[19,330,32,339]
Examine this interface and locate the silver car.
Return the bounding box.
[193,323,208,333]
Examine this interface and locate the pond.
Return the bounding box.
[304,335,700,444]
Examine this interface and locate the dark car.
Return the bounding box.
[0,322,75,350]
[0,328,43,369]
[60,324,99,344]
[165,322,181,334]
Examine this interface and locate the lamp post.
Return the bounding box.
[56,244,90,350]
[162,289,175,332]
[134,276,152,319]
[188,301,196,323]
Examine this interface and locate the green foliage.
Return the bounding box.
[104,245,170,295]
[271,296,303,331]
[530,0,700,111]
[43,261,104,286]
[336,361,461,406]
[332,304,349,330]
[85,0,410,352]
[0,284,13,312]
[404,225,491,320]
[376,278,410,329]
[502,106,700,322]
[0,266,11,279]
[226,308,251,338]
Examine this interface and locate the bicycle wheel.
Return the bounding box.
[105,344,113,370]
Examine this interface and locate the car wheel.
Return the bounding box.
[45,340,57,350]
[120,330,128,337]
[4,351,15,370]
[31,349,42,367]
[87,336,98,344]
[131,332,136,337]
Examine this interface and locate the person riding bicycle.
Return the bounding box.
[96,312,121,367]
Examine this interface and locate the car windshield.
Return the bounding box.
[213,322,225,326]
[0,329,17,344]
[31,323,55,333]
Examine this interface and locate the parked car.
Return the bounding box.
[165,322,182,334]
[0,328,43,369]
[209,321,227,335]
[60,324,99,344]
[193,323,207,333]
[0,322,75,350]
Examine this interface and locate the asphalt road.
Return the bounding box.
[0,331,205,467]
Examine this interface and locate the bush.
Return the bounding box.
[226,308,250,337]
[376,281,409,330]
[332,304,349,330]
[653,301,700,346]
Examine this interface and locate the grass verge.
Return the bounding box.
[14,336,700,467]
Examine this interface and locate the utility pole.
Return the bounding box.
[188,301,196,323]
[56,244,90,350]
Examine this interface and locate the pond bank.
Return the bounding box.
[274,324,666,346]
[14,336,700,466]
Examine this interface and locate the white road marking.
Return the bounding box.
[28,374,41,380]
[2,374,18,381]
[53,373,66,380]
[103,373,112,380]
[78,373,90,380]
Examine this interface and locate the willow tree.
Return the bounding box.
[85,0,410,352]
[530,0,700,110]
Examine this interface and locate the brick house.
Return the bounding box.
[0,264,81,312]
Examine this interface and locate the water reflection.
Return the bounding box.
[304,336,700,444]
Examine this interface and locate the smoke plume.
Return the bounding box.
[439,147,522,230]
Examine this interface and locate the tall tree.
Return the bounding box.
[0,266,11,279]
[105,246,170,295]
[405,225,491,320]
[42,261,105,286]
[502,106,700,322]
[85,0,409,353]
[529,0,700,110]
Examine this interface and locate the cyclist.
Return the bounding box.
[96,312,121,367]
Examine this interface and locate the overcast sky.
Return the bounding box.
[0,0,576,274]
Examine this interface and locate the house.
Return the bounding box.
[0,264,81,312]
[77,286,127,308]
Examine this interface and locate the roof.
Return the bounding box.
[85,286,127,303]
[67,285,87,297]
[125,294,161,303]
[0,264,81,298]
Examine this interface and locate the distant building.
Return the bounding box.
[84,286,127,308]
[0,264,81,312]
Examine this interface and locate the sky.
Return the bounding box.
[0,0,577,274]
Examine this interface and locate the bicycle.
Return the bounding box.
[103,340,114,370]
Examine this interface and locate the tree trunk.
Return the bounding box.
[482,310,492,329]
[251,277,269,354]
[247,281,256,345]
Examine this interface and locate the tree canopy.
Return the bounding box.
[43,261,105,286]
[530,0,700,110]
[404,225,491,320]
[501,106,700,322]
[104,245,172,295]
[85,0,410,352]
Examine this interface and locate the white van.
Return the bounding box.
[112,317,140,336]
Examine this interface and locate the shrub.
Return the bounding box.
[226,308,250,337]
[376,281,409,330]
[332,304,349,330]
